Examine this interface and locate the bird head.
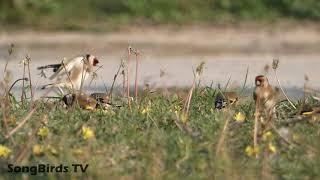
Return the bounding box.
[255,75,269,87]
[86,54,100,67]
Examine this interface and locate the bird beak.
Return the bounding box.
[93,58,99,66]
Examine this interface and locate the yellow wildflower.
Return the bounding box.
[268,143,277,154]
[72,149,84,156]
[262,131,273,141]
[234,112,246,122]
[292,133,300,141]
[37,127,49,138]
[180,113,188,124]
[8,115,16,126]
[84,105,95,110]
[33,144,44,156]
[46,145,58,155]
[245,146,260,157]
[0,145,11,158]
[82,126,95,140]
[174,105,182,111]
[141,107,151,114]
[302,111,313,115]
[175,111,188,124]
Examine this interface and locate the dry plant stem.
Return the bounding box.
[134,52,139,100]
[122,70,126,97]
[26,56,34,103]
[5,88,53,139]
[261,151,273,179]
[224,75,232,92]
[147,113,159,129]
[62,61,74,93]
[2,56,12,141]
[216,116,230,155]
[14,125,40,163]
[5,108,36,139]
[183,70,197,114]
[254,101,260,158]
[185,79,196,115]
[241,66,249,93]
[274,70,296,109]
[2,95,10,139]
[109,61,123,99]
[80,58,87,94]
[88,65,103,88]
[3,60,9,74]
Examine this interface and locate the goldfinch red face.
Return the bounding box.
[86,54,99,67]
[255,75,268,87]
[93,57,99,66]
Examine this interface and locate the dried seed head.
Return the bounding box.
[160,69,166,77]
[19,59,27,66]
[272,59,279,70]
[91,72,98,80]
[25,54,31,63]
[120,59,125,68]
[4,71,12,84]
[8,43,14,55]
[196,62,205,76]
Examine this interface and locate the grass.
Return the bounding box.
[1,47,320,179]
[1,80,320,179]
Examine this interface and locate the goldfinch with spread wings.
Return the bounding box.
[37,54,99,93]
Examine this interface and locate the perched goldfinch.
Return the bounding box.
[38,54,99,93]
[253,75,278,114]
[89,93,123,109]
[215,91,238,109]
[62,93,97,110]
[300,106,320,122]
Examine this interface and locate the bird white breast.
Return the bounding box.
[69,64,90,89]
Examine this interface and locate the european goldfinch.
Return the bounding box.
[38,54,99,93]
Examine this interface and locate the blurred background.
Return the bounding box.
[1,0,320,96]
[1,0,320,29]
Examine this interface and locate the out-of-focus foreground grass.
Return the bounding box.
[1,0,320,30]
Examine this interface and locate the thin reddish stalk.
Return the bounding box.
[127,47,131,108]
[134,51,139,100]
[122,70,126,97]
[109,61,123,99]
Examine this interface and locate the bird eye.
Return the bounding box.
[93,58,99,66]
